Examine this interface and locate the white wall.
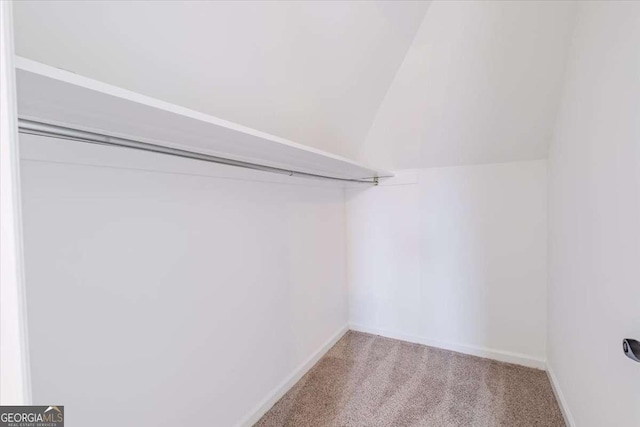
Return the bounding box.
[547,2,640,426]
[347,160,548,368]
[20,134,348,426]
[358,1,577,170]
[0,0,31,405]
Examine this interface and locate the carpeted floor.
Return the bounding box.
[256,331,564,427]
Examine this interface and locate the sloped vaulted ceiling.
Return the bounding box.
[359,1,578,169]
[13,0,430,160]
[14,1,578,169]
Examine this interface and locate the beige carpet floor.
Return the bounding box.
[256,331,564,427]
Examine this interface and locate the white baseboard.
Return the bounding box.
[234,323,556,426]
[235,324,349,427]
[546,363,576,427]
[349,323,546,370]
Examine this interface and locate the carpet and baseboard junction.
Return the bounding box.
[256,331,564,427]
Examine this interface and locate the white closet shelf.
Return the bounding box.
[14,56,392,182]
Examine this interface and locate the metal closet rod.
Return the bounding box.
[17,119,379,185]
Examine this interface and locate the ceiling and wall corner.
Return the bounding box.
[13,1,582,170]
[357,1,579,170]
[12,0,430,160]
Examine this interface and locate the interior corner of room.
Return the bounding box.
[1,1,639,426]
